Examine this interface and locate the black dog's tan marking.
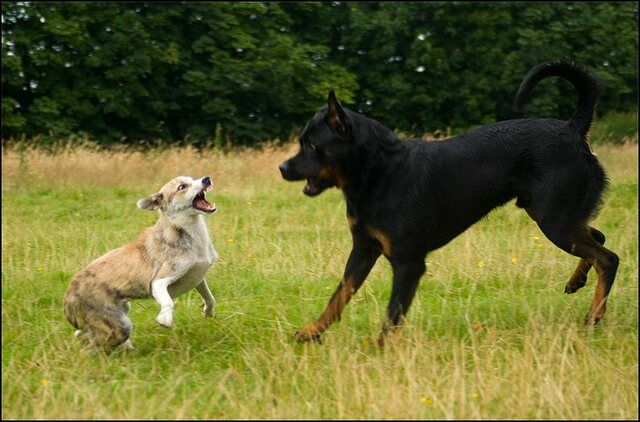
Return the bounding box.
[280,61,619,345]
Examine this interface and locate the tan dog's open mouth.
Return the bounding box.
[193,185,216,213]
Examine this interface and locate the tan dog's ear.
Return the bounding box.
[137,192,163,211]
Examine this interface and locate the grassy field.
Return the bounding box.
[2,141,638,419]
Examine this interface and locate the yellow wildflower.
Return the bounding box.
[420,396,433,405]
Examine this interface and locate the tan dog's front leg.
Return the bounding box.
[152,277,177,327]
[196,280,216,317]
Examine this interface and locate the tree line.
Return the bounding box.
[2,2,637,147]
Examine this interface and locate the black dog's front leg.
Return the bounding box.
[377,260,426,346]
[295,240,380,343]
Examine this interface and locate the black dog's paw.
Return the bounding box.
[294,326,323,344]
[583,313,602,326]
[564,278,587,294]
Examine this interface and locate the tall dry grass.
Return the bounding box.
[1,141,295,193]
[2,140,637,190]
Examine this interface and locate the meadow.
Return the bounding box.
[2,140,638,419]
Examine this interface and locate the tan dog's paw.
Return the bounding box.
[156,307,173,328]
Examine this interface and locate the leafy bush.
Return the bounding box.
[591,110,638,145]
[2,3,637,146]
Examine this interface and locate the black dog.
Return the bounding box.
[279,61,619,345]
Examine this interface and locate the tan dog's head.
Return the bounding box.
[137,176,216,216]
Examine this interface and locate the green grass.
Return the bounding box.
[2,143,638,419]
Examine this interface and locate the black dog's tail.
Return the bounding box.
[513,60,602,138]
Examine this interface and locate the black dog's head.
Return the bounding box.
[279,91,354,196]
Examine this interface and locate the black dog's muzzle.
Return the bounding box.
[279,160,303,181]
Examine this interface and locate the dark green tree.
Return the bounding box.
[2,2,637,145]
[1,2,359,145]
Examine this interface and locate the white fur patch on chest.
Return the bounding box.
[167,260,214,298]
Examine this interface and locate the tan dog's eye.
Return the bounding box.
[178,184,187,191]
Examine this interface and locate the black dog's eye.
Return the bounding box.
[308,144,316,151]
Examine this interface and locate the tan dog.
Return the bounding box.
[63,176,218,352]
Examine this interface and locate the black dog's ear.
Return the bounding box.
[326,90,348,134]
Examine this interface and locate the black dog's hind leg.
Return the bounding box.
[527,207,618,325]
[377,260,426,346]
[547,226,617,325]
[565,227,606,294]
[295,240,381,342]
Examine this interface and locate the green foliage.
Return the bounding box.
[2,2,637,146]
[591,110,639,145]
